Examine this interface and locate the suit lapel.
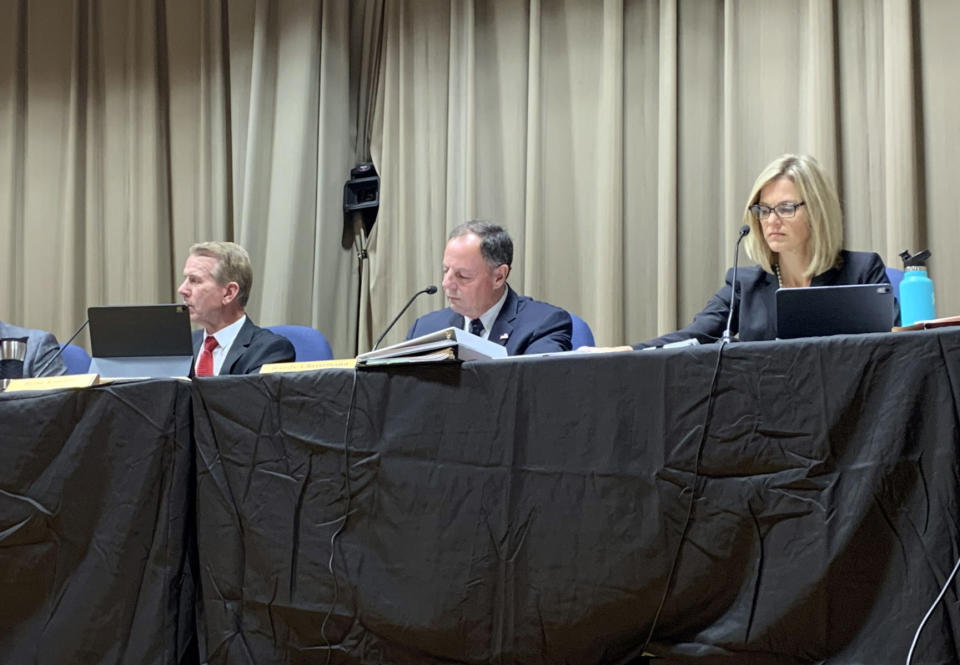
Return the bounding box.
[220,318,254,375]
[189,330,203,377]
[487,287,518,349]
[447,310,465,330]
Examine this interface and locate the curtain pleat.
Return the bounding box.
[655,0,677,337]
[881,0,921,258]
[1,0,956,353]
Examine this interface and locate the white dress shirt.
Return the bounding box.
[197,315,247,376]
[462,288,508,340]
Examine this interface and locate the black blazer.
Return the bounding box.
[191,317,295,375]
[406,286,572,355]
[637,250,894,348]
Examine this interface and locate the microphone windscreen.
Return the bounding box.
[739,224,751,237]
[425,285,438,294]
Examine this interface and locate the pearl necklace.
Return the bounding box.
[774,264,783,288]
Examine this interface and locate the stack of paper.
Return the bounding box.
[356,327,507,366]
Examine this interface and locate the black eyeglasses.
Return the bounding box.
[750,201,805,221]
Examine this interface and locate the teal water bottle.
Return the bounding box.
[899,249,935,326]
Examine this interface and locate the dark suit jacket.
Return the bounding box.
[192,317,295,375]
[0,321,67,377]
[406,286,572,355]
[637,250,895,348]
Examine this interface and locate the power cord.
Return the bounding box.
[320,369,360,665]
[905,551,960,665]
[639,339,729,656]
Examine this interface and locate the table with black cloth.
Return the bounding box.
[191,329,960,665]
[0,379,198,665]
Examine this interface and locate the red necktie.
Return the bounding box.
[196,335,219,377]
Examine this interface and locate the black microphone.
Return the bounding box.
[33,318,90,376]
[721,225,751,344]
[372,285,438,351]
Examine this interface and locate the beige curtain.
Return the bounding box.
[366,0,960,348]
[0,0,372,357]
[2,0,958,354]
[0,0,176,343]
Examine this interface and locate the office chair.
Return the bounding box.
[885,267,904,300]
[60,343,91,374]
[570,313,595,348]
[267,325,334,361]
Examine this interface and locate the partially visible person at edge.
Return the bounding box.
[0,321,67,377]
[583,153,896,351]
[178,241,295,375]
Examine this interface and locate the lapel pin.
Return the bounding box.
[499,333,509,340]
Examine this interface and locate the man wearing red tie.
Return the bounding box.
[178,241,294,376]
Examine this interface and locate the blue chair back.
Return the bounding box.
[570,313,595,348]
[267,325,333,361]
[885,267,904,300]
[60,343,91,374]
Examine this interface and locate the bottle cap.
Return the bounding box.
[900,249,931,269]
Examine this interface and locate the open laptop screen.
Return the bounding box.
[87,305,194,377]
[88,304,193,357]
[776,284,896,339]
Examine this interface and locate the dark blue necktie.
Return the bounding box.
[469,318,484,337]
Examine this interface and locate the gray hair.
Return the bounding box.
[449,220,513,269]
[188,241,253,307]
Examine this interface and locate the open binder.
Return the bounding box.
[356,326,507,366]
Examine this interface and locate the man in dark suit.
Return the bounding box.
[406,221,571,355]
[178,241,294,375]
[0,321,67,377]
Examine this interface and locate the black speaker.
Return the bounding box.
[343,162,380,236]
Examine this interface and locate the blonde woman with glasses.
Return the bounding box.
[584,154,895,350]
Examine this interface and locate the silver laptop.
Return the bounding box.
[777,284,896,339]
[88,305,194,377]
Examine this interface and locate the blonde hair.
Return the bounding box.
[189,241,253,307]
[741,154,843,277]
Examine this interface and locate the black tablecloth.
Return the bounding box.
[0,380,198,665]
[192,330,960,664]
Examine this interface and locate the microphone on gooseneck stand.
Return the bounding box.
[32,318,90,377]
[721,224,751,344]
[371,285,438,351]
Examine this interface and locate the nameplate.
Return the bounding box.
[4,374,100,392]
[259,358,357,374]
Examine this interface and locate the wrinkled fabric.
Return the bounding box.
[0,379,198,665]
[192,329,960,664]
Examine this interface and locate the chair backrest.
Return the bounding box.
[267,325,333,361]
[570,313,595,348]
[60,343,91,375]
[885,266,904,300]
